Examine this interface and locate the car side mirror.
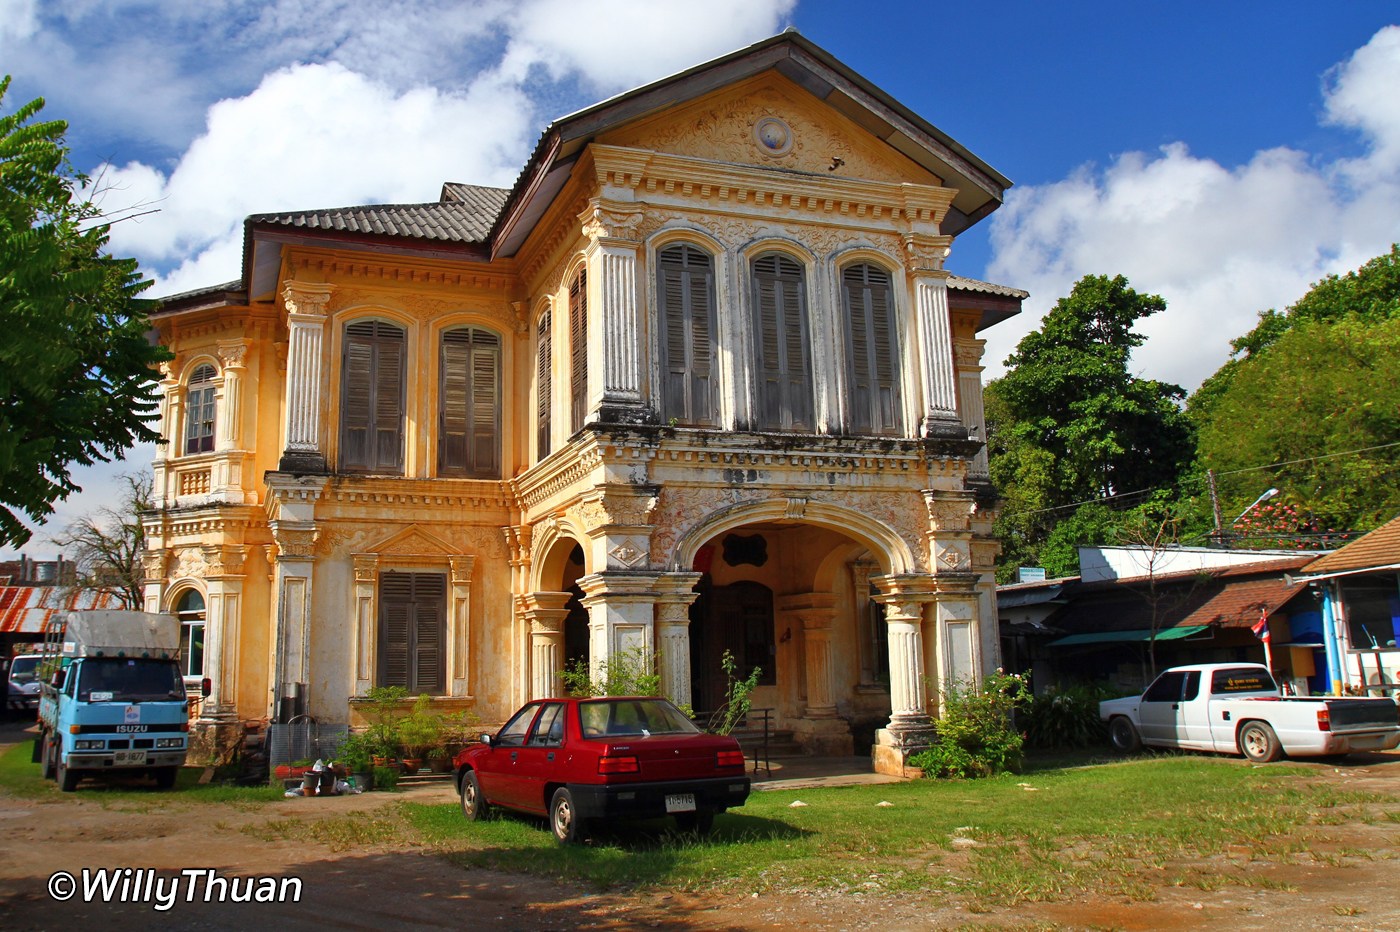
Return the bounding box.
[479,733,493,747]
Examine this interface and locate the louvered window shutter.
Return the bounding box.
[184,364,217,455]
[341,320,406,473]
[751,254,813,430]
[842,264,902,435]
[569,269,588,433]
[658,244,717,426]
[440,328,500,477]
[377,572,447,693]
[536,312,552,458]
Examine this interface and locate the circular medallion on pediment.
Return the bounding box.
[753,117,793,157]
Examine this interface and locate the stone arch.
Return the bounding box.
[669,497,914,576]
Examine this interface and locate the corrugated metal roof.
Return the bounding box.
[0,587,125,635]
[250,184,511,244]
[1303,514,1400,575]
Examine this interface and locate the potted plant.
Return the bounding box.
[397,693,441,775]
[337,732,375,791]
[364,685,408,769]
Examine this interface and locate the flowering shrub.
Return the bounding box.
[1022,683,1118,749]
[911,670,1029,779]
[1231,501,1353,550]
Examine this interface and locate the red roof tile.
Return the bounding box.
[0,587,125,634]
[1303,514,1400,575]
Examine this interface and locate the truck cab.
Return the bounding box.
[35,611,192,791]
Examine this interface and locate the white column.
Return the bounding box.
[779,593,839,718]
[580,198,647,423]
[524,592,571,700]
[280,281,331,472]
[578,572,660,677]
[266,474,326,717]
[873,576,938,728]
[955,337,990,479]
[904,232,961,436]
[448,555,476,697]
[352,554,378,696]
[198,549,245,723]
[654,572,701,708]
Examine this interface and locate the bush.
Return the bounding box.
[560,647,661,698]
[910,671,1029,779]
[1022,683,1117,749]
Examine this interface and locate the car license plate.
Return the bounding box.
[114,750,147,766]
[665,793,696,813]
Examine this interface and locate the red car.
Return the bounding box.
[453,696,751,843]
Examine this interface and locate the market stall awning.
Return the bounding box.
[1047,625,1210,647]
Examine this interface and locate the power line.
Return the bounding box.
[1213,440,1400,477]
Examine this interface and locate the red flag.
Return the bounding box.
[1251,610,1271,642]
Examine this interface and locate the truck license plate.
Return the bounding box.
[664,793,696,813]
[114,750,147,766]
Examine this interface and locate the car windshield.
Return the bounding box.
[77,658,185,702]
[8,656,39,684]
[578,698,701,738]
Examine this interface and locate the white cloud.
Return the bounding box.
[984,25,1400,391]
[0,0,39,41]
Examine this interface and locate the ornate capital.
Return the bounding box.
[925,492,977,531]
[952,338,985,370]
[201,545,247,578]
[448,554,476,586]
[903,233,951,273]
[352,553,379,584]
[281,280,333,318]
[217,339,249,369]
[142,549,169,582]
[579,199,644,243]
[270,523,316,561]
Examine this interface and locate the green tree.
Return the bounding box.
[0,77,169,547]
[986,274,1195,577]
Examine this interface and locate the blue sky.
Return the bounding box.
[2,1,1398,556]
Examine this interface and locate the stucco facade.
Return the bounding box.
[143,33,1024,774]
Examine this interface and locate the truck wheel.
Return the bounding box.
[57,759,79,792]
[1239,721,1283,763]
[675,809,715,837]
[31,734,42,764]
[549,787,586,844]
[459,770,490,821]
[1109,716,1142,754]
[153,767,178,790]
[41,732,56,779]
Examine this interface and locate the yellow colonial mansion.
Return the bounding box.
[144,31,1024,774]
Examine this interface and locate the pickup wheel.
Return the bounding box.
[1108,716,1142,754]
[549,787,586,845]
[459,770,490,821]
[1239,721,1283,763]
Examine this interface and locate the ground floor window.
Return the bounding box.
[175,589,205,678]
[378,572,446,694]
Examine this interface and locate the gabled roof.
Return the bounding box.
[222,30,1015,306]
[1301,514,1400,576]
[0,587,124,634]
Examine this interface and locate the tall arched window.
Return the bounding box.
[750,253,812,431]
[439,327,500,477]
[841,263,902,435]
[341,320,406,474]
[536,310,552,459]
[568,268,588,434]
[175,589,206,679]
[658,243,718,426]
[184,364,217,454]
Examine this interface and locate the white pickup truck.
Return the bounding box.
[1100,663,1400,762]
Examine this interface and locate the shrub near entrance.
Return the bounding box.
[912,671,1029,778]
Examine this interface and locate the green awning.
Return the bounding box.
[1047,625,1210,647]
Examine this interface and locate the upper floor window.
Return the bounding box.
[841,263,902,435]
[536,310,552,459]
[569,268,588,434]
[658,244,718,426]
[439,327,500,478]
[341,320,405,474]
[750,253,813,431]
[184,364,217,455]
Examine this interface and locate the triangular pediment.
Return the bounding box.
[360,525,459,558]
[601,73,938,187]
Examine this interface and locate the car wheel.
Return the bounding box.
[550,787,585,844]
[1108,716,1142,754]
[1239,721,1283,763]
[675,809,715,837]
[459,770,489,821]
[153,766,178,790]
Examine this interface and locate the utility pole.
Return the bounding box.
[1207,469,1225,548]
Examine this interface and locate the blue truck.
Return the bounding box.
[34,611,191,791]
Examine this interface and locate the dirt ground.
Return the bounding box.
[1,717,1397,931]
